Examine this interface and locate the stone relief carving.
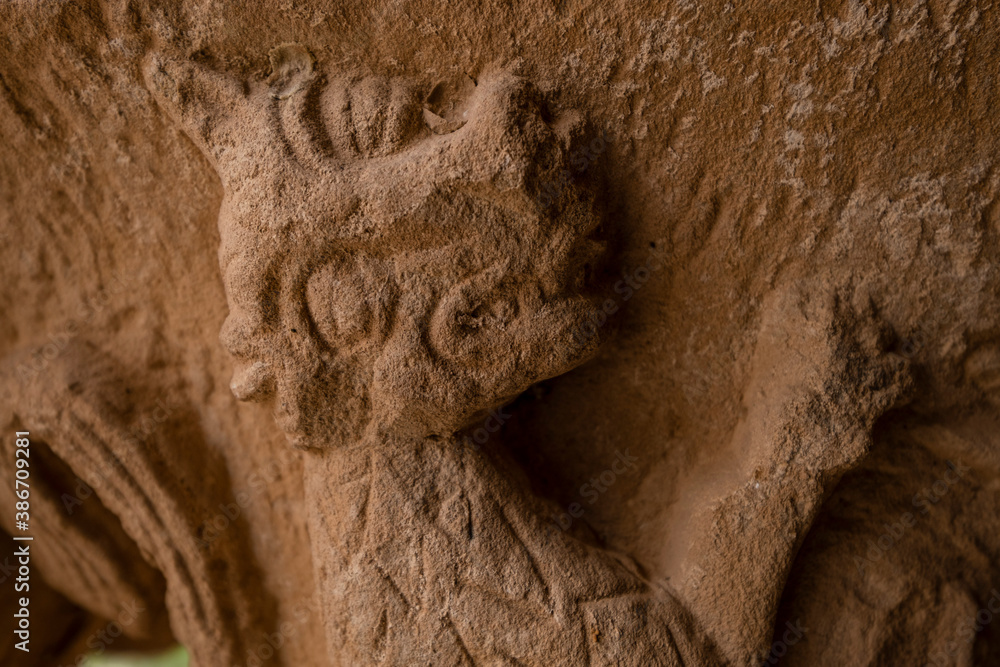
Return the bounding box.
[148,46,605,447]
[3,4,1000,665]
[144,45,726,665]
[139,44,912,665]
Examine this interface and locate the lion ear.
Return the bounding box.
[143,52,255,165]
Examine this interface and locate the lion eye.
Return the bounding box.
[305,258,393,351]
